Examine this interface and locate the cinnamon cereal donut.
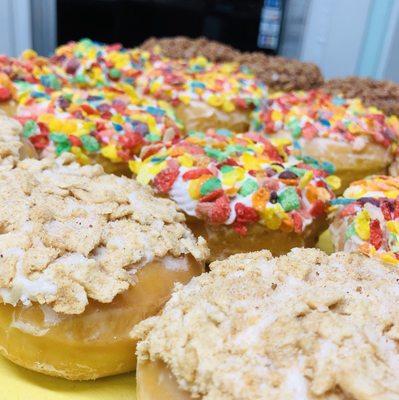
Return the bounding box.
[0,154,207,380]
[252,90,399,192]
[130,129,339,261]
[134,248,399,400]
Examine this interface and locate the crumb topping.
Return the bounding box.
[0,113,25,171]
[134,248,399,399]
[0,154,208,314]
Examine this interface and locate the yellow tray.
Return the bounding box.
[0,355,137,400]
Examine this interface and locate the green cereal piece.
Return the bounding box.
[239,179,259,196]
[278,187,300,211]
[200,177,222,196]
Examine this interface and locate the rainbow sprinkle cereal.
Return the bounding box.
[251,89,399,151]
[134,56,267,114]
[16,85,182,165]
[130,129,340,235]
[329,176,399,265]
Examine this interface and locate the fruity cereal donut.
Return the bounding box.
[130,129,339,261]
[328,175,399,265]
[0,154,207,380]
[134,249,399,400]
[252,90,399,192]
[134,56,268,132]
[16,85,183,175]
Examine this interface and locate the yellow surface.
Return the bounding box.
[0,355,137,400]
[316,229,334,254]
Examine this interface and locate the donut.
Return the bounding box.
[0,154,208,380]
[140,36,241,63]
[132,56,267,132]
[140,36,324,91]
[134,248,399,399]
[323,76,399,117]
[51,39,268,132]
[129,129,339,261]
[251,89,399,192]
[14,85,183,175]
[0,112,37,171]
[328,175,399,265]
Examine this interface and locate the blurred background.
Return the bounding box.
[0,0,398,82]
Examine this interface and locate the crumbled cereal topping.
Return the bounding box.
[134,248,399,399]
[0,113,26,170]
[0,154,208,314]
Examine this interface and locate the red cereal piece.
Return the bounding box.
[68,135,82,147]
[394,198,399,219]
[183,168,212,181]
[370,219,383,250]
[30,134,49,150]
[381,200,393,221]
[199,189,224,203]
[291,211,303,233]
[118,132,144,149]
[0,87,12,102]
[302,122,318,140]
[235,203,259,224]
[309,200,325,217]
[153,167,179,194]
[210,194,231,223]
[339,203,357,217]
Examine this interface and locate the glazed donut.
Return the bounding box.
[328,175,399,265]
[15,85,183,175]
[0,154,208,380]
[251,90,399,192]
[0,112,37,171]
[134,248,399,400]
[129,129,339,261]
[134,56,267,132]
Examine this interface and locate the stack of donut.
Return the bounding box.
[1,36,399,396]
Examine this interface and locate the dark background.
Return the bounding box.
[57,0,284,54]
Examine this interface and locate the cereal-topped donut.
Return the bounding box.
[323,76,399,117]
[51,38,157,89]
[130,128,340,260]
[134,55,268,132]
[141,35,324,92]
[328,175,399,265]
[134,248,399,400]
[15,84,183,175]
[0,154,208,380]
[251,89,399,192]
[0,51,56,116]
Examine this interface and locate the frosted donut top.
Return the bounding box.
[130,129,340,234]
[16,86,183,163]
[0,154,208,314]
[134,248,399,400]
[0,113,26,171]
[251,90,399,151]
[329,175,399,265]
